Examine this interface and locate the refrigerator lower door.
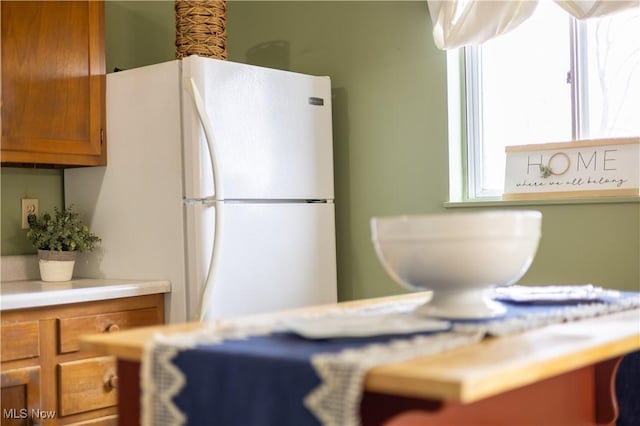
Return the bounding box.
[187,201,337,321]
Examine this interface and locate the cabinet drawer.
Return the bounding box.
[58,307,159,353]
[1,321,39,361]
[58,356,117,416]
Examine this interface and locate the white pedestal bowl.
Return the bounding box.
[371,211,542,319]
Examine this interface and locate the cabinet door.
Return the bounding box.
[0,1,106,166]
[0,366,40,426]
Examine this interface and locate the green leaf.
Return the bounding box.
[25,205,101,252]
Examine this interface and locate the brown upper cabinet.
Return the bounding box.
[1,1,106,167]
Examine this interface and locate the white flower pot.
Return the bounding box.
[38,250,77,282]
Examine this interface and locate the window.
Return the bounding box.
[460,3,640,199]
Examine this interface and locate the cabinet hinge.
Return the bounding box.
[100,128,104,145]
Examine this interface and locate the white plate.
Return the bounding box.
[490,284,619,303]
[280,314,451,339]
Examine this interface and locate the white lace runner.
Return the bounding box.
[454,295,640,336]
[141,293,640,426]
[304,331,483,426]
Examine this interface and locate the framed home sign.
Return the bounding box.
[503,137,640,200]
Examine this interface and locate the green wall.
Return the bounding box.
[2,2,638,296]
[105,1,175,72]
[0,169,64,255]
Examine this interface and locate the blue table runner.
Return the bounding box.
[142,291,640,426]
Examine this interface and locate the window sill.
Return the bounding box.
[444,196,640,208]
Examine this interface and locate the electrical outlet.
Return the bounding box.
[21,198,39,229]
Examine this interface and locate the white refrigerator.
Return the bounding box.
[64,56,337,323]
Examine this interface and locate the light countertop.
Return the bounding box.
[0,278,171,311]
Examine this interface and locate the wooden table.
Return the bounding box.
[80,293,640,425]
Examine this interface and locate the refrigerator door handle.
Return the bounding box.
[185,78,223,320]
[196,199,223,321]
[185,77,222,201]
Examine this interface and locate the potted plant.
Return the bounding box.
[26,206,101,282]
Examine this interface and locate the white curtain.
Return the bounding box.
[555,0,639,18]
[427,0,640,50]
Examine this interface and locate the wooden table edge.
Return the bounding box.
[79,295,640,404]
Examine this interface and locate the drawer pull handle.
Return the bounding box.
[105,374,119,390]
[105,324,120,333]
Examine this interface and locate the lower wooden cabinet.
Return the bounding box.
[0,294,164,425]
[0,366,40,426]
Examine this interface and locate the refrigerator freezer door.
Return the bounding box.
[182,56,334,201]
[191,202,338,321]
